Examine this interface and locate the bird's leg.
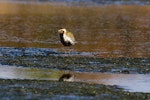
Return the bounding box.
[62,47,74,56]
[66,47,72,56]
[63,47,69,57]
[69,46,75,55]
[68,47,72,55]
[62,47,67,57]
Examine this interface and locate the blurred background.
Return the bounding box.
[0,0,149,58]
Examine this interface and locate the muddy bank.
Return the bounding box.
[0,79,149,100]
[0,47,149,74]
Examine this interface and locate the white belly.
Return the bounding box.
[63,34,75,45]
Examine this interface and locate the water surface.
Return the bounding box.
[0,65,149,93]
[0,3,149,57]
[0,2,150,97]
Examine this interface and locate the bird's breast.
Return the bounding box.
[59,34,72,46]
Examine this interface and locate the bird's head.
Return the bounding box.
[58,28,67,34]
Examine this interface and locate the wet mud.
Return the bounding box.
[0,1,150,99]
[0,47,149,99]
[0,47,149,74]
[0,79,149,100]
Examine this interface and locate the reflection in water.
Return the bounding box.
[59,73,74,82]
[0,65,149,93]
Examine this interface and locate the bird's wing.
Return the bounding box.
[63,33,75,45]
[67,31,76,42]
[63,33,74,42]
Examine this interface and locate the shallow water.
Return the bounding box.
[0,3,150,57]
[0,2,150,98]
[75,72,150,93]
[0,65,149,93]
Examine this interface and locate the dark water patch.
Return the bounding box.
[0,47,59,57]
[0,47,97,57]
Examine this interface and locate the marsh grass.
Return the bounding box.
[0,3,149,57]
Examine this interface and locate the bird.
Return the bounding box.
[59,73,74,82]
[58,28,76,46]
